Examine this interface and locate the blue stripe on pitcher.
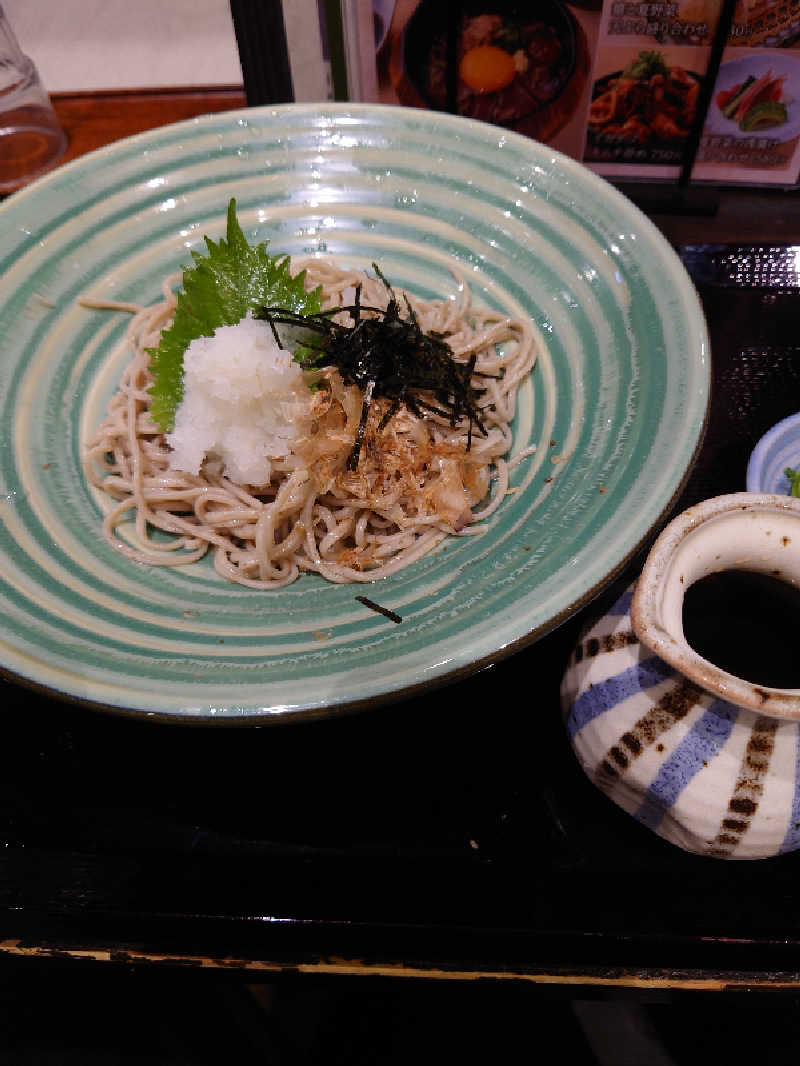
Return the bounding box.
[635,700,739,831]
[779,729,800,853]
[607,587,634,617]
[567,656,674,738]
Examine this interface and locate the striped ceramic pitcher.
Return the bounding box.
[561,494,800,860]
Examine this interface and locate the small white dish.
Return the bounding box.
[747,411,800,495]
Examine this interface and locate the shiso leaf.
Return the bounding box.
[148,198,322,431]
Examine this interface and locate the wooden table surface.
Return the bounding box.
[51,87,248,167]
[30,88,797,248]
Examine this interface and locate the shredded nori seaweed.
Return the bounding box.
[257,264,492,470]
[355,595,403,623]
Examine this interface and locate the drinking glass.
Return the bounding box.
[0,4,67,193]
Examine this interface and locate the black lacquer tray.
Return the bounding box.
[4,242,800,994]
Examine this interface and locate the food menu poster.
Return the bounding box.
[692,1,800,184]
[593,0,800,185]
[361,0,603,164]
[347,0,800,187]
[584,1,718,181]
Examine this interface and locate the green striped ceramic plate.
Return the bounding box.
[0,104,709,722]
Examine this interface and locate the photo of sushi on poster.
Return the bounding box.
[693,48,800,181]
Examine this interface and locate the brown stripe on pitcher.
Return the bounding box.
[573,629,639,663]
[706,716,779,858]
[599,677,704,778]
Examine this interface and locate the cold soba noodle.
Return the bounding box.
[84,259,537,589]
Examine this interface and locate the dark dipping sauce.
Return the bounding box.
[682,570,800,690]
